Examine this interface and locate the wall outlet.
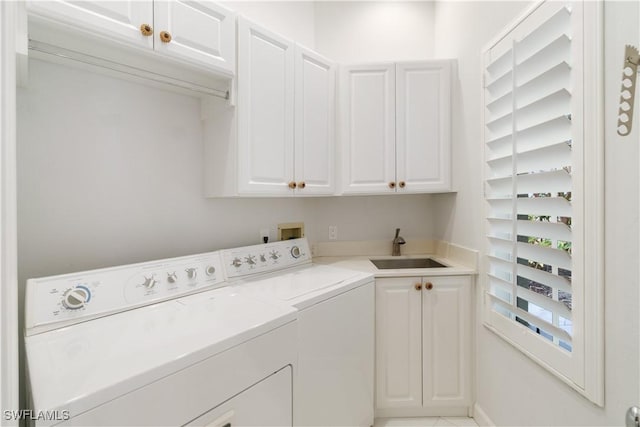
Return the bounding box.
[260,228,270,243]
[328,225,338,240]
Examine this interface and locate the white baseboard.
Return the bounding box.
[375,407,469,418]
[473,403,495,427]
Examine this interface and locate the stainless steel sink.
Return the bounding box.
[370,258,449,269]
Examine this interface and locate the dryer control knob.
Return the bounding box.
[291,246,301,259]
[205,266,216,276]
[185,268,197,280]
[142,275,158,289]
[167,272,178,283]
[62,287,90,310]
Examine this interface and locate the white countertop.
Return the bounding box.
[314,254,476,277]
[311,239,478,277]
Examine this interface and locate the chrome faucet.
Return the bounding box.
[392,228,406,256]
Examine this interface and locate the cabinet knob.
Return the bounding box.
[388,182,396,189]
[414,283,422,291]
[298,181,306,189]
[425,282,433,290]
[160,31,172,43]
[288,181,297,189]
[140,24,153,36]
[399,181,406,188]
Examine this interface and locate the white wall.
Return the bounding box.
[314,1,434,63]
[431,1,531,248]
[305,195,433,243]
[17,59,434,279]
[434,1,640,425]
[16,1,440,281]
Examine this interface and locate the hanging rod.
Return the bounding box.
[28,39,230,100]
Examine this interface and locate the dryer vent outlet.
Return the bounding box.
[277,222,304,240]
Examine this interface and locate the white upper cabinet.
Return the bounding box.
[340,64,396,194]
[340,60,453,195]
[235,17,335,197]
[26,0,236,75]
[396,61,452,192]
[294,45,336,195]
[154,1,236,73]
[26,1,154,49]
[237,17,295,196]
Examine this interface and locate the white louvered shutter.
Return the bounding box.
[483,1,603,404]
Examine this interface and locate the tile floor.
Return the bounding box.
[374,417,479,427]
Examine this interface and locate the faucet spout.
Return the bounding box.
[392,228,406,256]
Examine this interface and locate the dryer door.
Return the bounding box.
[186,366,292,427]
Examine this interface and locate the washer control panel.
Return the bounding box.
[25,251,225,336]
[222,238,311,278]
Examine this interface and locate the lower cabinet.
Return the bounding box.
[375,276,472,417]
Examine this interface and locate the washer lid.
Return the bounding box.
[233,264,373,307]
[25,288,296,418]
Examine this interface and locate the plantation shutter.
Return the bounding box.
[486,1,574,347]
[482,1,603,402]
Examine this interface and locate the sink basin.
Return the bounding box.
[370,258,449,269]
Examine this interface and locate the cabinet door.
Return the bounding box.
[27,0,153,49]
[237,18,295,195]
[422,276,471,408]
[396,61,452,192]
[154,1,236,74]
[375,278,422,409]
[340,64,396,194]
[294,45,336,196]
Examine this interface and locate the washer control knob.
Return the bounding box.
[62,286,90,310]
[269,250,280,260]
[205,266,216,276]
[232,258,242,268]
[185,268,197,280]
[142,275,158,289]
[260,254,267,263]
[291,246,301,259]
[245,255,256,265]
[167,272,178,283]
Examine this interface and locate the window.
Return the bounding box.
[482,1,603,404]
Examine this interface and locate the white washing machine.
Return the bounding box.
[221,238,375,427]
[24,251,297,427]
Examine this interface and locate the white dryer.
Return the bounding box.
[24,251,297,427]
[221,238,375,427]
